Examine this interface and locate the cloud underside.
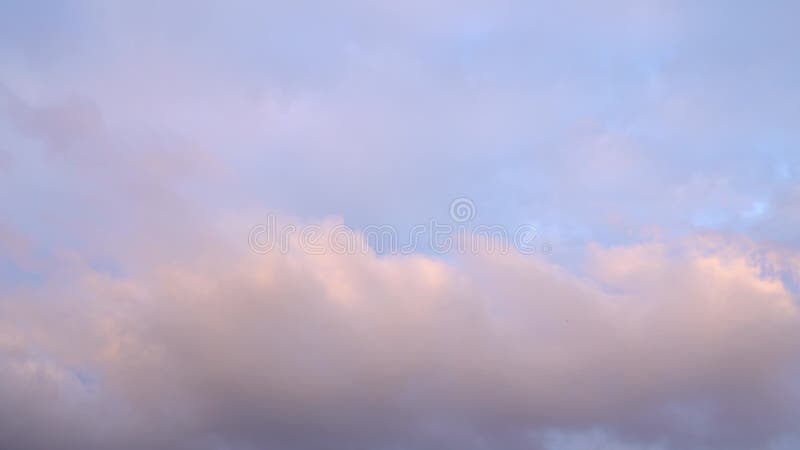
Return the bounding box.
[1,232,798,450]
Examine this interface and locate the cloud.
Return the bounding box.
[1,226,798,449]
[1,2,800,449]
[2,0,797,236]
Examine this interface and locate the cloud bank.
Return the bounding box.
[2,228,799,449]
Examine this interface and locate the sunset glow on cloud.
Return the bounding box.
[1,1,799,449]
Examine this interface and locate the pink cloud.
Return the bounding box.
[1,226,798,449]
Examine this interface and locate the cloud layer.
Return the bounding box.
[2,228,799,449]
[2,1,800,449]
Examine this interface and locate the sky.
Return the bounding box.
[1,1,799,449]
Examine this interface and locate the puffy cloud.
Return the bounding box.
[1,226,798,449]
